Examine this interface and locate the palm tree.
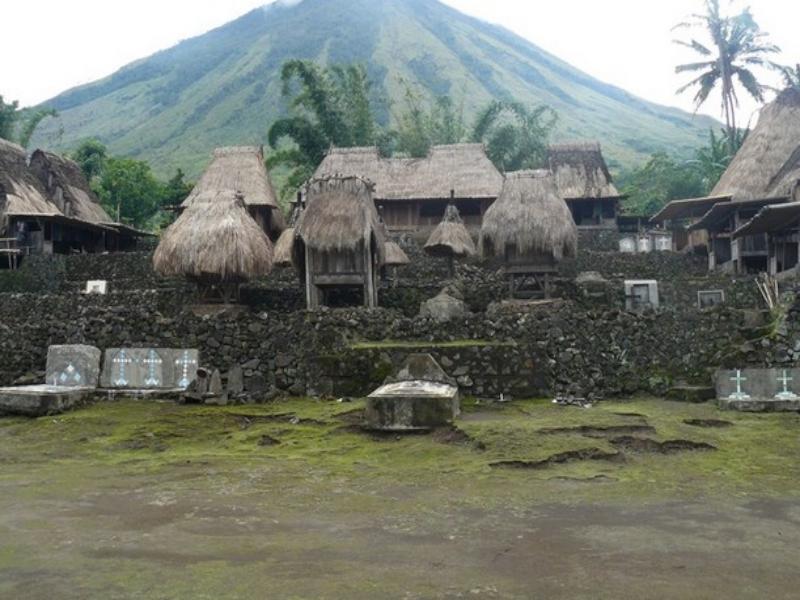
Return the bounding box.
[674,0,779,152]
[779,64,800,91]
[471,101,557,172]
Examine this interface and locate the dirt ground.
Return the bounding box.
[1,397,799,599]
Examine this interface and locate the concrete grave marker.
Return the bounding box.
[45,344,102,388]
[366,353,460,431]
[625,280,659,311]
[84,280,108,294]
[100,349,199,390]
[716,368,800,411]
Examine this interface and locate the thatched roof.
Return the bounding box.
[295,175,386,263]
[424,204,477,258]
[384,241,410,266]
[28,149,113,224]
[273,227,296,268]
[181,146,280,210]
[547,142,621,200]
[481,170,578,261]
[0,139,60,224]
[153,191,273,282]
[712,88,800,202]
[314,144,503,201]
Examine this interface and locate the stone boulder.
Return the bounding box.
[419,291,469,323]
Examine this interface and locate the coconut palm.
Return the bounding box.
[674,0,779,151]
[779,64,800,91]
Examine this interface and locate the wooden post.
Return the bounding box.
[364,239,376,308]
[304,247,320,309]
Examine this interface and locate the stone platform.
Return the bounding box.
[718,397,800,412]
[0,385,94,417]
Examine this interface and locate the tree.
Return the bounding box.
[778,64,800,91]
[0,95,58,147]
[160,168,193,208]
[97,157,163,228]
[471,101,557,172]
[71,139,108,182]
[393,85,466,157]
[674,0,779,152]
[687,127,746,190]
[267,60,384,197]
[619,153,707,216]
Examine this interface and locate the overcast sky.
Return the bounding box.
[2,0,798,124]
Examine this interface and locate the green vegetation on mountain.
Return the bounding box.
[32,0,718,179]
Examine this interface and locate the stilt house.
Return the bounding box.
[294,176,386,309]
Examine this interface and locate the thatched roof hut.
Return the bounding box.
[481,170,578,262]
[295,176,386,263]
[181,146,285,237]
[273,227,296,268]
[711,88,800,202]
[314,144,503,229]
[0,139,60,227]
[384,241,410,266]
[424,204,476,258]
[153,190,273,283]
[547,142,620,199]
[28,149,113,224]
[295,176,386,308]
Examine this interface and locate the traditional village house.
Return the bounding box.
[424,203,476,275]
[649,195,732,252]
[480,170,578,298]
[686,88,800,273]
[181,146,285,241]
[0,140,116,264]
[547,142,623,229]
[293,176,386,309]
[313,144,503,231]
[383,240,410,287]
[28,149,148,252]
[153,190,274,303]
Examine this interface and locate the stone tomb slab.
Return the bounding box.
[716,368,800,412]
[100,349,199,390]
[366,353,460,431]
[45,344,102,388]
[0,385,92,417]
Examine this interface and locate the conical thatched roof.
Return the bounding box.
[712,88,800,202]
[181,146,280,210]
[28,149,113,224]
[481,170,578,261]
[295,176,386,263]
[424,204,477,258]
[0,139,60,227]
[153,191,273,282]
[273,227,296,268]
[384,241,410,266]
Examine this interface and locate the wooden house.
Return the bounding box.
[28,149,148,252]
[547,142,623,229]
[650,195,732,252]
[294,176,386,309]
[181,146,285,241]
[312,144,503,231]
[480,170,577,298]
[687,88,800,273]
[1,140,138,265]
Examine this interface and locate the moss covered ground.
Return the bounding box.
[1,397,799,599]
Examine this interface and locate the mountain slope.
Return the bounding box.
[34,0,716,178]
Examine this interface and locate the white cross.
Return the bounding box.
[174,351,196,389]
[143,350,163,387]
[728,370,750,401]
[775,369,798,400]
[113,350,133,386]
